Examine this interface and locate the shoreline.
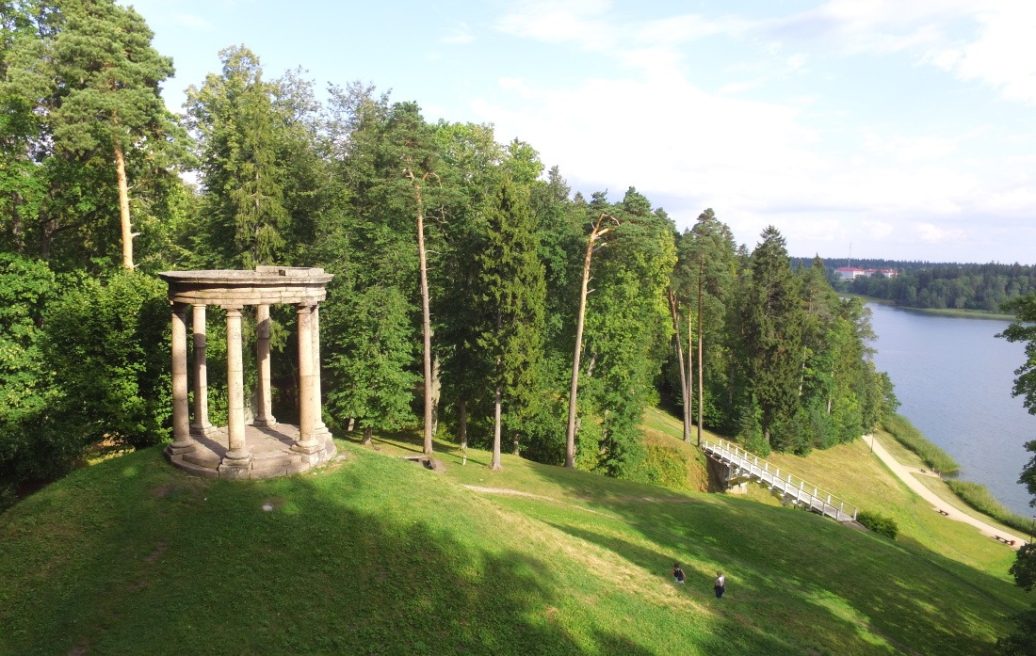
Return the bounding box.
[866,432,1028,549]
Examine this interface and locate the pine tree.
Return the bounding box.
[475,174,546,470]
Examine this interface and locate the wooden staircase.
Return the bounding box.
[702,439,858,522]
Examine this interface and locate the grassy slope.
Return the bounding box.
[0,428,1027,656]
[642,408,1020,577]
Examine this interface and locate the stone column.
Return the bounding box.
[310,303,330,439]
[168,303,195,455]
[254,303,276,426]
[190,304,213,436]
[293,303,320,454]
[222,306,252,467]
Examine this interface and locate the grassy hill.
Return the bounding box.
[0,423,1028,655]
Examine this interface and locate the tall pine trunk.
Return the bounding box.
[408,172,435,457]
[114,144,133,270]
[686,311,694,444]
[491,383,502,470]
[668,290,691,442]
[696,266,704,445]
[457,398,468,450]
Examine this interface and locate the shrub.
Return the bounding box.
[857,510,899,540]
[629,439,693,491]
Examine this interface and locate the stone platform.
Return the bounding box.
[165,423,336,479]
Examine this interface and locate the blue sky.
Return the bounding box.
[128,0,1036,263]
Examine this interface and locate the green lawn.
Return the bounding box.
[2,428,1025,656]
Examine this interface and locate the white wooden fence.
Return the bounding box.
[702,439,858,522]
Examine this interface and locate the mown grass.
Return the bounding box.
[882,414,960,476]
[1,432,1027,656]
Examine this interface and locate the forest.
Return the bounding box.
[0,1,896,504]
[791,257,1036,313]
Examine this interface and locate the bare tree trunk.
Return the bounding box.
[406,169,435,456]
[566,214,615,467]
[430,354,441,436]
[491,384,502,470]
[687,311,694,444]
[696,265,704,446]
[668,290,691,442]
[362,426,372,446]
[114,144,134,270]
[458,398,468,449]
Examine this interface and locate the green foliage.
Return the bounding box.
[43,271,170,454]
[839,261,1036,313]
[999,295,1036,418]
[945,480,1034,535]
[0,254,57,489]
[0,0,182,270]
[997,605,1036,656]
[882,414,960,475]
[1009,543,1036,592]
[185,46,324,268]
[856,510,899,540]
[627,439,693,491]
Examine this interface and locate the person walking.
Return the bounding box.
[673,563,686,584]
[714,572,726,598]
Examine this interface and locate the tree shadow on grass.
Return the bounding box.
[0,447,656,656]
[526,460,1026,656]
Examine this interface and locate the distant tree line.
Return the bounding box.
[0,1,896,503]
[792,258,1036,313]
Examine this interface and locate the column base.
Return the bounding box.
[218,450,253,479]
[190,423,219,438]
[291,439,323,455]
[253,417,279,428]
[166,441,197,456]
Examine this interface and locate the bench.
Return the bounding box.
[995,536,1016,546]
[935,508,949,516]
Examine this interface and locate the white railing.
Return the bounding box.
[702,439,858,522]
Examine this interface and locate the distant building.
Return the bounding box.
[835,266,898,280]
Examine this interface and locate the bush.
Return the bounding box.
[42,271,171,458]
[882,414,959,476]
[628,438,693,491]
[857,510,899,540]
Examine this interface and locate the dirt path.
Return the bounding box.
[866,434,1027,550]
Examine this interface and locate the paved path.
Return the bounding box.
[866,434,1027,550]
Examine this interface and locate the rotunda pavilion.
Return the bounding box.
[158,266,336,479]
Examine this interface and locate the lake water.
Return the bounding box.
[867,302,1035,517]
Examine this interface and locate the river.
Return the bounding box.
[867,302,1035,517]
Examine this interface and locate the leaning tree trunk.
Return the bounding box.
[566,215,615,467]
[668,290,691,443]
[114,144,134,270]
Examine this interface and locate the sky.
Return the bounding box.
[126,0,1036,264]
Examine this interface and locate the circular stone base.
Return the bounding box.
[165,423,336,479]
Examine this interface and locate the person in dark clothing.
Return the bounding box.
[714,572,726,598]
[672,563,686,584]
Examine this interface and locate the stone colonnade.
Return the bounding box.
[159,267,334,478]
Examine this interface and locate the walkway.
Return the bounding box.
[866,434,1027,550]
[702,439,857,522]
